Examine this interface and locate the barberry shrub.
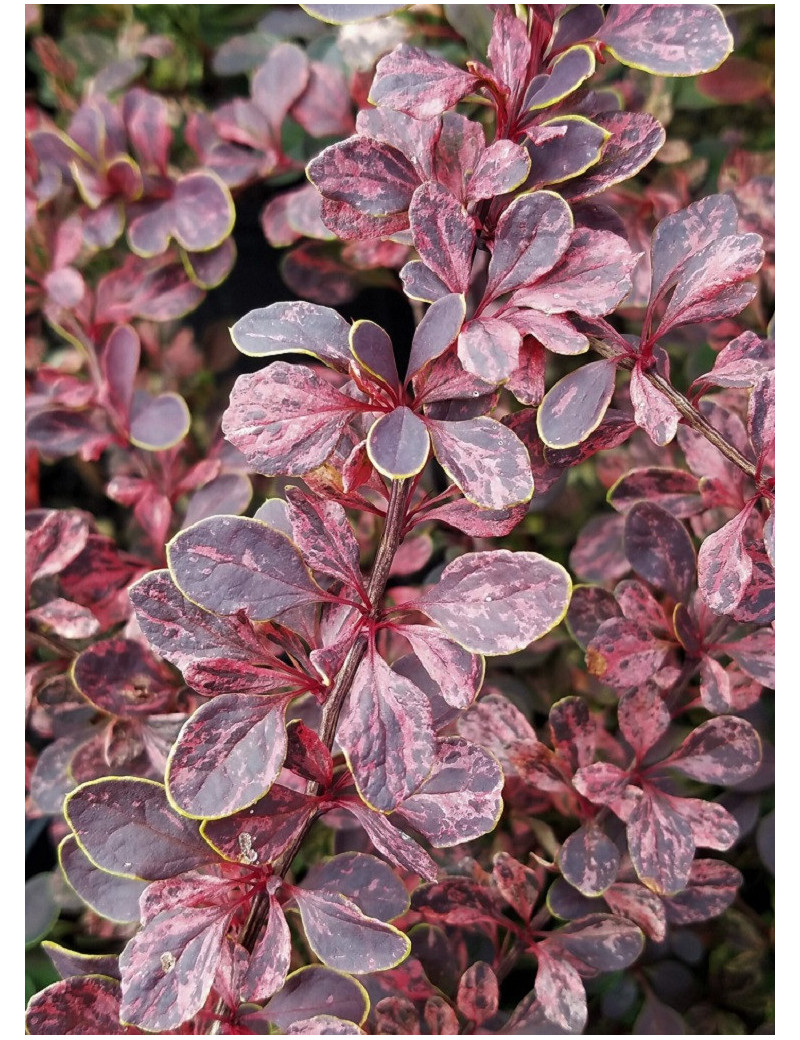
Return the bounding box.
[25,3,774,1034]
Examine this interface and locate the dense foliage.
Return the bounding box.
[25,4,774,1034]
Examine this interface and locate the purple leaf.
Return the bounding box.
[512,228,637,317]
[675,796,739,850]
[42,941,120,983]
[537,359,617,448]
[26,976,131,1035]
[230,301,352,368]
[600,5,733,76]
[398,624,483,709]
[242,895,290,1002]
[167,515,323,622]
[457,961,498,1026]
[649,195,740,305]
[608,467,702,518]
[303,852,409,922]
[603,883,667,943]
[59,836,147,923]
[457,692,537,773]
[396,737,503,846]
[262,964,368,1029]
[419,496,527,538]
[467,139,531,199]
[627,787,694,895]
[571,513,629,585]
[587,617,670,690]
[553,913,645,971]
[166,694,289,819]
[561,111,666,201]
[119,903,232,1031]
[618,684,671,758]
[128,391,191,451]
[172,171,235,252]
[457,318,521,383]
[201,785,316,866]
[428,417,534,509]
[103,324,140,419]
[697,506,753,615]
[344,800,437,881]
[624,501,696,601]
[337,647,435,812]
[308,136,419,217]
[286,486,364,593]
[400,260,451,303]
[657,234,764,338]
[129,569,267,672]
[284,719,334,788]
[222,362,358,476]
[629,362,681,446]
[663,859,743,924]
[369,43,478,118]
[408,183,475,293]
[549,696,596,772]
[665,716,762,785]
[292,887,410,973]
[406,293,467,378]
[525,115,609,189]
[527,45,596,109]
[566,585,621,649]
[723,629,775,688]
[64,778,212,881]
[535,948,587,1033]
[492,852,540,922]
[417,549,572,655]
[573,762,630,807]
[486,191,573,298]
[367,406,431,479]
[559,824,620,897]
[350,320,399,390]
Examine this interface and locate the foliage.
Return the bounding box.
[25,3,774,1034]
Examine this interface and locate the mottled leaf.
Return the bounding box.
[230,301,352,367]
[262,964,368,1028]
[369,43,478,118]
[65,778,212,881]
[559,824,620,897]
[600,5,733,76]
[409,183,475,293]
[242,895,290,1002]
[222,362,358,475]
[665,716,761,785]
[303,852,409,922]
[561,111,666,201]
[608,467,702,518]
[167,515,323,622]
[417,550,571,655]
[624,501,696,601]
[59,835,147,923]
[201,785,316,866]
[537,359,617,448]
[398,624,482,709]
[627,788,694,895]
[26,976,130,1035]
[293,887,410,973]
[486,191,573,298]
[553,913,645,971]
[308,136,419,217]
[535,948,587,1033]
[664,859,743,924]
[428,417,533,509]
[586,617,669,690]
[618,684,671,758]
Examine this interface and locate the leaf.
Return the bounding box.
[624,501,696,601]
[42,941,120,983]
[72,636,171,717]
[697,506,754,615]
[603,883,667,942]
[26,976,131,1035]
[284,719,334,788]
[617,684,671,758]
[629,363,681,446]
[549,695,596,771]
[222,362,358,476]
[285,487,364,593]
[397,625,483,709]
[59,835,147,923]
[626,788,694,895]
[467,139,531,199]
[308,136,419,217]
[242,895,290,1002]
[566,585,621,650]
[171,171,235,253]
[600,4,733,76]
[337,647,435,812]
[403,295,465,381]
[492,852,540,921]
[396,737,503,846]
[512,228,637,317]
[428,417,533,509]
[561,111,666,201]
[303,853,409,922]
[534,948,587,1033]
[262,965,368,1029]
[486,191,573,298]
[457,318,521,383]
[417,550,572,655]
[527,45,596,109]
[350,320,399,390]
[167,515,323,622]
[369,43,478,119]
[457,961,498,1026]
[525,115,609,189]
[292,887,410,973]
[129,569,267,672]
[166,694,289,819]
[457,692,537,772]
[663,859,743,924]
[657,234,764,337]
[537,359,617,448]
[230,301,352,368]
[572,762,630,806]
[665,716,762,785]
[649,195,740,305]
[674,796,739,850]
[65,778,212,881]
[344,801,437,881]
[119,904,232,1031]
[553,913,645,971]
[367,406,431,479]
[408,183,475,293]
[201,785,317,865]
[559,824,620,897]
[723,629,775,688]
[608,467,702,518]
